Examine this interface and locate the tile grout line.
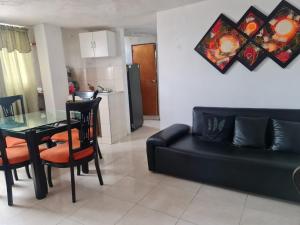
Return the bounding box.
[175,183,204,225]
[113,200,138,225]
[238,194,249,225]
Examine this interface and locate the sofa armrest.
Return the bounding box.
[146,124,190,171]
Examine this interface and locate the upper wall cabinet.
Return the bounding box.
[79,30,117,58]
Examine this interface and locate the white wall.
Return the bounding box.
[157,0,300,128]
[34,24,68,113]
[124,35,157,64]
[62,28,87,89]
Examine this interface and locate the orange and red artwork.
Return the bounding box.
[254,0,300,68]
[237,7,267,71]
[195,0,300,74]
[194,14,247,74]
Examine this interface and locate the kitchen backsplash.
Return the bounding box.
[84,57,125,92]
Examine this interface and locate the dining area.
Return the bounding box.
[0,92,104,206]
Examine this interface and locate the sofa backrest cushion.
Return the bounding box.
[233,116,269,148]
[193,107,300,147]
[272,119,300,153]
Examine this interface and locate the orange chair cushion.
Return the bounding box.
[40,139,94,164]
[6,136,26,148]
[0,144,47,166]
[51,129,79,142]
[0,144,29,165]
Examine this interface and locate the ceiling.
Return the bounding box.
[0,0,203,34]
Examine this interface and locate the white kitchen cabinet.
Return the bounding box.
[79,32,94,58]
[79,30,117,58]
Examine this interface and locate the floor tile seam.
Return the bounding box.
[176,218,198,225]
[113,200,138,225]
[177,183,204,220]
[133,178,164,204]
[238,194,249,225]
[55,216,85,225]
[132,203,179,220]
[136,200,186,219]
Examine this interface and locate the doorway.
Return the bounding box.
[132,43,159,118]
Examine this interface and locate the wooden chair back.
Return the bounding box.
[66,97,101,162]
[0,95,25,117]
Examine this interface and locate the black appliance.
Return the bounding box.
[127,64,143,131]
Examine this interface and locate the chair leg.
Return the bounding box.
[77,165,81,176]
[97,142,103,159]
[70,166,76,203]
[13,169,19,181]
[94,155,104,186]
[47,166,53,188]
[4,170,13,206]
[25,165,32,179]
[9,170,14,186]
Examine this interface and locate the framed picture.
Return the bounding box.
[195,14,248,74]
[237,6,267,37]
[238,41,267,71]
[237,6,267,71]
[254,0,300,68]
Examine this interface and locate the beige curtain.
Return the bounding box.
[0,25,38,112]
[0,25,31,53]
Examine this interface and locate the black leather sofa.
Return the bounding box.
[147,107,300,202]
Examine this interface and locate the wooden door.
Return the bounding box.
[132,44,158,116]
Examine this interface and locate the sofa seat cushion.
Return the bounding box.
[168,135,300,170]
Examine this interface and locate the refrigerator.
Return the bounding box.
[127,64,143,131]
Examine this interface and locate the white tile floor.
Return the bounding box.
[1,121,300,225]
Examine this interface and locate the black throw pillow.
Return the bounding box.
[233,116,268,148]
[271,119,300,153]
[201,113,234,143]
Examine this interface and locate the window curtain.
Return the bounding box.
[0,25,38,112]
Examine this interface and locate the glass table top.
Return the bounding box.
[0,111,67,132]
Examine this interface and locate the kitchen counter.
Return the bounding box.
[69,91,128,144]
[97,91,127,144]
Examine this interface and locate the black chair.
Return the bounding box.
[73,90,102,159]
[0,95,31,180]
[41,97,104,202]
[0,131,46,206]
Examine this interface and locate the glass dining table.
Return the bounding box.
[0,111,80,199]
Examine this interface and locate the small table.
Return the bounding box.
[0,111,79,199]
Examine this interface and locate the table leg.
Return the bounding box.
[26,131,48,199]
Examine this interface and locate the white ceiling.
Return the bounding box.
[0,0,203,34]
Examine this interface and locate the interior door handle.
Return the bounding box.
[152,80,157,84]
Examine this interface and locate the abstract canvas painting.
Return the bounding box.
[237,7,267,71]
[254,0,300,68]
[238,42,266,70]
[195,0,300,74]
[195,14,248,74]
[238,6,267,37]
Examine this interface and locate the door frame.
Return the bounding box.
[131,43,159,118]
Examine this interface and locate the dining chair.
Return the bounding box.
[41,97,104,203]
[0,95,31,180]
[0,134,46,206]
[51,90,102,159]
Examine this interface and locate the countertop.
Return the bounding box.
[97,91,124,96]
